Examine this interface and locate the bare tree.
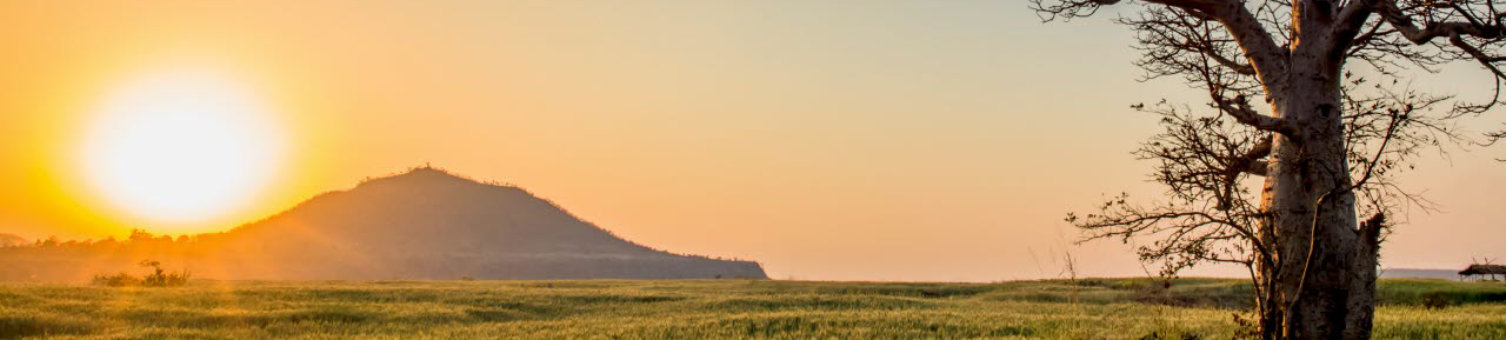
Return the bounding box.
[1032,0,1503,338]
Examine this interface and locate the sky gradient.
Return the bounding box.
[1,0,1502,281]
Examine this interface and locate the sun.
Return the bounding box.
[79,69,285,227]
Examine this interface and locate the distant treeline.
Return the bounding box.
[0,229,765,282]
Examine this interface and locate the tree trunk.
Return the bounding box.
[1254,47,1380,339]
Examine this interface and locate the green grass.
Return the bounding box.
[0,278,1503,339]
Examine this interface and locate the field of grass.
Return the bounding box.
[1,278,1504,339]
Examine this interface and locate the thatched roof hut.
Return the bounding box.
[1459,264,1506,280]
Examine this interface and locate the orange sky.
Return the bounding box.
[1,0,1503,281]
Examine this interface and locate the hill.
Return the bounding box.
[0,233,26,247]
[0,167,766,281]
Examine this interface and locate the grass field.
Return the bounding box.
[2,278,1504,339]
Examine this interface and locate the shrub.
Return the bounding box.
[91,273,142,287]
[90,260,190,287]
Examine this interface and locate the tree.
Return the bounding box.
[1032,0,1504,338]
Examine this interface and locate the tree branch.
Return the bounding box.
[1215,94,1298,136]
[1232,135,1274,176]
[1329,0,1377,56]
[1450,33,1506,79]
[1374,1,1505,44]
[1033,0,1289,88]
[1205,48,1259,75]
[1208,0,1290,90]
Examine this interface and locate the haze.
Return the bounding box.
[0,0,1501,281]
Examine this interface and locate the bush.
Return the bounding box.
[91,260,190,287]
[91,273,142,287]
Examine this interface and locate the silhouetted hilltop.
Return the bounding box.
[0,167,767,281]
[228,167,664,258]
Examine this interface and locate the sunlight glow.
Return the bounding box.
[79,69,285,225]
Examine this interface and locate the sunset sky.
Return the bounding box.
[1,0,1502,281]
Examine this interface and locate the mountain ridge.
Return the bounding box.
[0,166,767,281]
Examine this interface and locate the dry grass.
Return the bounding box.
[0,278,1501,339]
